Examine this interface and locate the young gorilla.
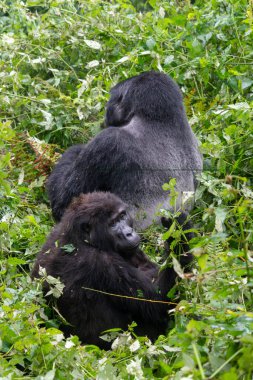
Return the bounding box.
[47,71,202,230]
[32,192,193,349]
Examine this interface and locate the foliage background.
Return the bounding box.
[0,0,253,378]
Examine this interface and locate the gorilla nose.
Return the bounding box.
[126,227,133,237]
[128,231,141,246]
[123,226,140,247]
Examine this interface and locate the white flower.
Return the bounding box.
[65,340,75,349]
[98,357,107,367]
[51,333,64,345]
[126,357,144,380]
[2,35,15,44]
[129,340,140,352]
[111,337,119,350]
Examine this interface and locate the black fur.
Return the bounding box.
[32,192,193,349]
[47,71,202,229]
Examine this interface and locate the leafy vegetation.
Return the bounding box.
[0,0,253,378]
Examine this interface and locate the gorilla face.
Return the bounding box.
[64,192,140,255]
[85,204,140,254]
[109,209,140,253]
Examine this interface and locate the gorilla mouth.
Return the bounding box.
[125,241,140,251]
[116,240,140,254]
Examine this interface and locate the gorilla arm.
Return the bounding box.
[46,145,84,221]
[86,250,171,324]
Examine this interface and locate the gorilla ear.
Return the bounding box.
[63,211,90,239]
[105,93,133,127]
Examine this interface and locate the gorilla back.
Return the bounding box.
[47,71,202,229]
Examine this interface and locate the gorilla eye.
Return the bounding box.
[110,219,117,228]
[110,212,126,227]
[119,211,127,219]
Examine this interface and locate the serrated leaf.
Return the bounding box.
[62,244,75,253]
[164,55,174,65]
[146,38,156,49]
[214,207,227,232]
[84,39,101,50]
[7,257,26,266]
[228,102,250,111]
[86,60,100,69]
[117,56,129,63]
[77,80,88,98]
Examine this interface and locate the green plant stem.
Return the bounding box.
[192,342,205,380]
[239,218,253,307]
[209,348,243,379]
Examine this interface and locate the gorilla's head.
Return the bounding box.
[62,192,141,254]
[105,71,183,126]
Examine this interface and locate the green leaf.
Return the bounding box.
[84,39,102,50]
[197,254,208,272]
[7,258,26,266]
[62,244,75,253]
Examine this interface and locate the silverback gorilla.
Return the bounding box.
[47,71,202,230]
[32,192,193,349]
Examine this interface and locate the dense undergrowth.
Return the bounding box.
[0,0,253,378]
